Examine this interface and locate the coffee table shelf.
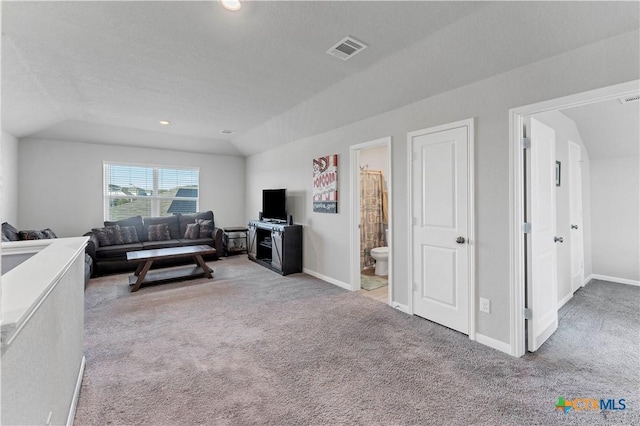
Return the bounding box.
[127,265,213,286]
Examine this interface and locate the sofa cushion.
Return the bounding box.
[147,223,171,241]
[183,223,200,239]
[92,225,124,246]
[105,216,145,242]
[178,211,214,236]
[141,240,183,250]
[177,238,215,248]
[2,222,20,241]
[96,243,144,259]
[144,215,180,240]
[120,226,140,244]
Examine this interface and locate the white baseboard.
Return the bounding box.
[557,292,573,310]
[67,355,86,426]
[587,274,639,287]
[391,302,410,315]
[584,274,594,286]
[475,333,512,355]
[303,268,351,290]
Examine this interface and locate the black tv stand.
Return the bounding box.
[248,220,302,275]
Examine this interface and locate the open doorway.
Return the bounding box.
[350,137,392,304]
[509,80,639,356]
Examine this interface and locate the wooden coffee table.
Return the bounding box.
[126,245,216,292]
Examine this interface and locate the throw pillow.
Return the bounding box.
[105,216,145,242]
[42,228,58,239]
[147,223,171,241]
[184,223,200,240]
[92,225,124,247]
[2,222,20,241]
[197,219,213,238]
[120,226,139,244]
[19,230,48,240]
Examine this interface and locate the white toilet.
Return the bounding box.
[370,229,389,276]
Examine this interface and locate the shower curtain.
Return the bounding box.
[360,170,385,269]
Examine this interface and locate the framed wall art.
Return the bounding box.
[312,154,338,213]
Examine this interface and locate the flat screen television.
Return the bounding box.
[262,189,287,222]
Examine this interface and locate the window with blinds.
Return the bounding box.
[104,162,199,221]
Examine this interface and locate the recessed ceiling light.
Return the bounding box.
[220,0,241,11]
[220,129,235,135]
[159,120,171,125]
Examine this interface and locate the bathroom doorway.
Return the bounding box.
[349,137,392,305]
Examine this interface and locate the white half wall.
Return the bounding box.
[1,131,19,226]
[532,111,592,303]
[590,156,640,282]
[245,30,639,346]
[18,139,246,237]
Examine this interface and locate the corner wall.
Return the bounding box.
[590,156,640,282]
[1,131,19,226]
[18,139,246,237]
[245,30,639,346]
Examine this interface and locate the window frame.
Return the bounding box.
[103,161,200,221]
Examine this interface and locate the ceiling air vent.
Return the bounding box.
[326,36,367,61]
[619,94,640,104]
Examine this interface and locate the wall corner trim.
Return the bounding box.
[588,274,640,287]
[302,268,351,290]
[475,333,513,356]
[391,303,410,315]
[66,355,86,426]
[557,292,573,310]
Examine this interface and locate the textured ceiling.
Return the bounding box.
[2,1,639,156]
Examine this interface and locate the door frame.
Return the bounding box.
[407,118,476,340]
[349,137,393,305]
[509,80,639,357]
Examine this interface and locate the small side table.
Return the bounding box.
[223,227,248,256]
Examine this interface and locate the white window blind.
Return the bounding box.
[104,162,199,221]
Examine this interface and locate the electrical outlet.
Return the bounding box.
[480,298,491,314]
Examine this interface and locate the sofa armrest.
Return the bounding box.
[83,231,99,263]
[212,227,223,259]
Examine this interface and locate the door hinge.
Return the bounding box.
[523,222,531,233]
[524,308,532,320]
[521,137,531,149]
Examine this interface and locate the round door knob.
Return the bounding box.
[456,236,466,244]
[571,224,579,230]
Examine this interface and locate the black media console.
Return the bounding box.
[247,220,302,275]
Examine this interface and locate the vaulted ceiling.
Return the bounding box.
[2,1,639,156]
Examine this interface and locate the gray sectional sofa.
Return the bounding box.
[85,211,222,276]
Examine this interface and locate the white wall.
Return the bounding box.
[590,156,640,282]
[245,30,639,345]
[18,139,245,237]
[532,111,592,303]
[1,131,19,226]
[359,145,388,191]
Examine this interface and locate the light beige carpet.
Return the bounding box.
[75,258,639,425]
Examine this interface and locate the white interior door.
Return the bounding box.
[411,124,469,335]
[568,141,585,292]
[526,118,559,352]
